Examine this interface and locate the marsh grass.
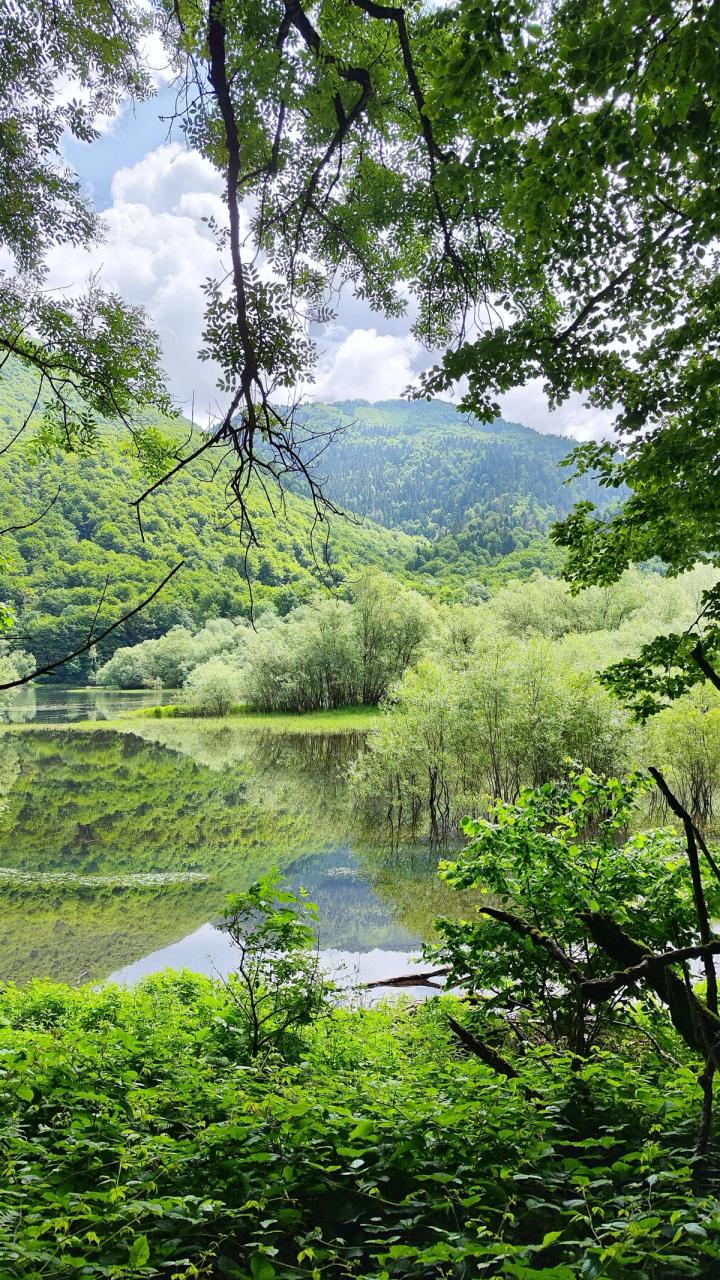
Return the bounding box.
[0,703,382,735]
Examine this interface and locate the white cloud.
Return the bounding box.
[111,143,223,213]
[137,28,177,90]
[38,138,615,443]
[43,143,232,421]
[307,328,614,441]
[498,380,616,441]
[310,327,425,402]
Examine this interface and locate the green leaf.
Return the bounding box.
[128,1235,150,1269]
[541,1230,563,1247]
[250,1255,276,1280]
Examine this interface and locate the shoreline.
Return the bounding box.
[0,704,382,735]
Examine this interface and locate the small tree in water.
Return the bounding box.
[222,873,330,1059]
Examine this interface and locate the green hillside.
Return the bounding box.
[298,399,617,573]
[0,362,430,684]
[0,362,614,683]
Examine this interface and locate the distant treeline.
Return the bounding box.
[94,571,433,714]
[295,399,620,567]
[85,565,720,832]
[0,362,618,685]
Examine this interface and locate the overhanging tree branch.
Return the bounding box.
[0,562,184,690]
[582,911,720,1065]
[478,904,585,981]
[691,639,720,697]
[582,941,720,1001]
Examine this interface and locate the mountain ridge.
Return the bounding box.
[0,361,614,681]
[293,398,614,562]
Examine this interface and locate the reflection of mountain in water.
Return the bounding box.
[284,849,420,951]
[0,723,463,984]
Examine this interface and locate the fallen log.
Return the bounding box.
[583,911,720,1062]
[363,967,451,990]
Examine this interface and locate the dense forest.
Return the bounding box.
[3,0,720,1277]
[297,398,617,563]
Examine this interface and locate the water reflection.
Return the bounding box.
[109,922,423,1001]
[0,686,172,724]
[0,712,461,985]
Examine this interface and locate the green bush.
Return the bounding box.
[1,979,719,1279]
[181,657,244,716]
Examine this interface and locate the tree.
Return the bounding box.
[431,766,720,1155]
[351,571,434,705]
[415,0,720,716]
[221,873,329,1059]
[352,634,634,838]
[182,656,243,715]
[0,0,171,455]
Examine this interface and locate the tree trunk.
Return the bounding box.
[583,912,720,1064]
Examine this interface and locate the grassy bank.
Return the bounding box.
[0,705,382,735]
[137,702,382,732]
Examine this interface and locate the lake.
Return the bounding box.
[0,695,460,993]
[0,685,172,724]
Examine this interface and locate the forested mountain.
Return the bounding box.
[300,399,618,569]
[0,362,425,683]
[0,360,615,681]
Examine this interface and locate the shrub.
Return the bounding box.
[182,657,243,716]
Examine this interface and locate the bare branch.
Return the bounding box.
[582,941,720,1001]
[649,766,720,887]
[446,1015,520,1080]
[364,967,450,989]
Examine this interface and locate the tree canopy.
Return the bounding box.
[0,0,171,450]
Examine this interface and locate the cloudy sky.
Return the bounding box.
[58,79,614,441]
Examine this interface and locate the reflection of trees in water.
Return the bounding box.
[127,720,362,771]
[242,731,362,811]
[0,739,20,818]
[284,849,420,951]
[350,833,471,942]
[0,729,355,876]
[0,726,460,983]
[0,878,222,985]
[0,685,36,724]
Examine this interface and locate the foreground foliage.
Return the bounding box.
[4,769,720,1278]
[2,976,720,1280]
[433,771,716,1057]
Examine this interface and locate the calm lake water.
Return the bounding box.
[0,694,458,992]
[0,685,172,724]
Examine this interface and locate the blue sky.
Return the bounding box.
[64,89,180,211]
